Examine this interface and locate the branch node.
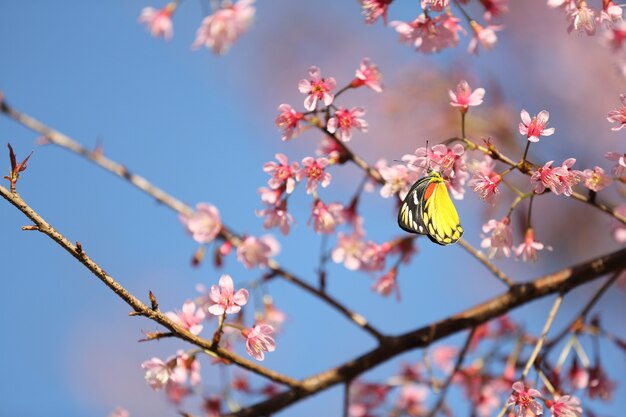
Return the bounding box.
[75,241,84,256]
[21,225,39,231]
[149,290,159,311]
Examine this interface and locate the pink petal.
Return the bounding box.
[537,110,550,124]
[326,77,337,90]
[276,153,288,165]
[233,288,249,306]
[542,127,555,136]
[327,117,338,133]
[304,94,317,111]
[219,275,234,292]
[308,66,321,81]
[469,88,485,105]
[323,92,334,107]
[298,79,311,94]
[208,304,225,316]
[520,109,531,125]
[182,301,195,315]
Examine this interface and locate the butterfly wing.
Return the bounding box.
[422,180,463,245]
[397,172,463,246]
[397,175,431,236]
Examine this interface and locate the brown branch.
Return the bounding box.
[0,184,301,389]
[223,246,626,416]
[0,98,384,341]
[457,238,513,287]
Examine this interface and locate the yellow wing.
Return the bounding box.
[422,180,463,245]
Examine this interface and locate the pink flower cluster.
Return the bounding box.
[530,158,580,196]
[482,219,551,262]
[179,203,222,244]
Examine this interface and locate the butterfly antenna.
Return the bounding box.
[425,140,432,172]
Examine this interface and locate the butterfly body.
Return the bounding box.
[398,170,463,246]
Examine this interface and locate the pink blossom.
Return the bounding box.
[515,228,551,262]
[208,274,249,315]
[237,235,280,268]
[263,153,299,194]
[275,104,304,140]
[421,0,449,12]
[481,0,509,22]
[260,295,287,331]
[107,407,129,417]
[360,241,391,272]
[449,80,486,113]
[231,372,252,392]
[475,384,502,417]
[202,396,221,417]
[332,231,366,270]
[172,351,202,386]
[349,381,389,414]
[258,186,283,206]
[352,58,383,93]
[601,1,623,23]
[519,109,555,142]
[432,345,457,373]
[470,172,501,205]
[481,217,513,259]
[587,364,616,400]
[359,0,391,25]
[141,357,174,390]
[256,202,294,236]
[379,163,418,200]
[166,301,206,335]
[530,158,580,196]
[425,144,469,199]
[580,166,612,191]
[605,151,626,178]
[298,66,336,111]
[180,203,222,244]
[296,156,332,194]
[317,135,350,163]
[165,380,190,404]
[327,107,368,142]
[611,204,626,243]
[372,267,399,299]
[567,2,596,35]
[506,381,543,417]
[468,21,502,54]
[550,395,582,417]
[309,200,345,234]
[192,0,255,55]
[602,22,626,51]
[567,359,589,390]
[243,323,276,361]
[607,94,626,130]
[396,384,428,415]
[138,4,175,40]
[391,13,465,54]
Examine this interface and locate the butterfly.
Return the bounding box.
[397,169,463,245]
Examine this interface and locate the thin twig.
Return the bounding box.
[0,185,301,388]
[521,294,563,379]
[457,239,513,287]
[425,327,477,417]
[0,99,384,340]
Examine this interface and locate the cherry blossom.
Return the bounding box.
[421,0,449,12]
[236,235,280,268]
[587,364,616,400]
[166,301,206,335]
[171,351,201,386]
[258,186,283,206]
[207,274,249,315]
[379,163,418,200]
[164,380,190,404]
[332,231,366,270]
[192,0,255,55]
[567,2,596,35]
[141,357,174,390]
[481,0,509,22]
[606,94,626,130]
[515,228,551,262]
[317,135,350,163]
[549,395,582,417]
[602,22,626,51]
[470,172,501,205]
[327,107,368,142]
[601,1,623,23]
[468,21,502,54]
[263,153,299,194]
[359,241,392,272]
[296,156,332,194]
[506,381,543,417]
[449,80,486,113]
[298,66,336,111]
[431,345,457,373]
[605,151,626,178]
[359,0,391,25]
[256,202,294,236]
[259,295,287,331]
[567,358,589,390]
[481,217,513,259]
[372,267,399,298]
[396,384,428,415]
[580,166,612,192]
[352,58,383,93]
[275,104,304,140]
[138,3,176,40]
[391,13,464,54]
[202,396,222,417]
[475,384,502,417]
[420,143,469,199]
[243,323,276,361]
[179,203,222,244]
[309,200,345,234]
[531,158,580,196]
[519,109,555,142]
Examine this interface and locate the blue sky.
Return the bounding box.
[1,1,625,416]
